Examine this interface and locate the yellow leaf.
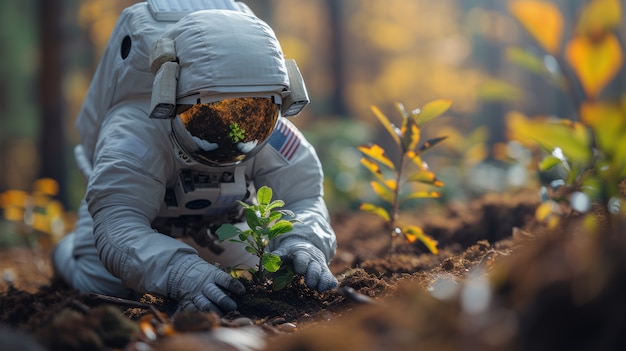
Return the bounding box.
[402,191,442,202]
[406,151,425,169]
[535,200,558,221]
[580,101,625,153]
[576,0,622,36]
[371,105,401,146]
[401,122,420,152]
[403,225,439,254]
[414,99,452,127]
[565,33,623,100]
[370,181,394,204]
[358,144,395,170]
[3,206,25,221]
[0,190,28,208]
[509,0,564,55]
[360,158,387,184]
[33,178,59,196]
[359,203,391,222]
[405,170,443,187]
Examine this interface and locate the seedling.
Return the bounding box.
[506,0,626,230]
[228,123,245,143]
[359,100,451,254]
[216,186,299,288]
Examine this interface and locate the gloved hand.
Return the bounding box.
[172,258,245,314]
[271,237,337,292]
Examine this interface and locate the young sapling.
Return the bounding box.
[359,100,451,254]
[216,186,300,288]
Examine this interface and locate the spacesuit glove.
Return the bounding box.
[271,237,337,292]
[172,258,245,315]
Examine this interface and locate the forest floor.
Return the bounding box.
[1,189,626,351]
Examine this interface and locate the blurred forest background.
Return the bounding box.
[0,0,624,241]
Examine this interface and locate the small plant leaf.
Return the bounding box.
[370,181,395,204]
[360,158,387,184]
[267,199,285,212]
[245,208,262,229]
[268,220,294,240]
[401,191,442,202]
[278,209,296,218]
[268,211,282,223]
[216,224,241,241]
[271,264,295,291]
[539,155,562,171]
[414,99,452,127]
[580,101,624,154]
[403,225,439,254]
[509,0,563,55]
[406,151,426,169]
[371,105,401,146]
[262,253,282,273]
[245,246,257,255]
[565,33,623,100]
[256,186,273,206]
[575,0,621,36]
[359,202,391,222]
[405,170,444,187]
[358,144,395,170]
[401,121,420,153]
[418,136,448,154]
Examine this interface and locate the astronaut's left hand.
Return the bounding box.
[271,237,338,292]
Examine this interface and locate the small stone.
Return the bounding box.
[276,322,298,333]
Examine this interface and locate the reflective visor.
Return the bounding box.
[174,97,280,166]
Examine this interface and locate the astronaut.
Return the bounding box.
[52,0,337,314]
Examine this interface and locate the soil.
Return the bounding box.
[2,189,626,350]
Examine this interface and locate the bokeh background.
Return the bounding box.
[1,0,624,242]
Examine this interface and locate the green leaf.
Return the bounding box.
[371,105,401,146]
[268,220,293,239]
[245,246,257,255]
[262,253,282,273]
[358,144,395,170]
[278,209,296,218]
[245,208,262,229]
[256,186,273,206]
[359,203,391,222]
[271,264,295,291]
[216,224,241,241]
[539,155,562,171]
[414,99,452,127]
[266,199,285,214]
[268,211,282,223]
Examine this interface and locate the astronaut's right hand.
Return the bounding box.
[173,260,246,314]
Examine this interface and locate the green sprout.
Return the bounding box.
[359,99,451,254]
[228,123,245,143]
[216,186,300,289]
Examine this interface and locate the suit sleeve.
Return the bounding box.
[86,107,202,297]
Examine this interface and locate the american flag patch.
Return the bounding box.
[268,119,301,161]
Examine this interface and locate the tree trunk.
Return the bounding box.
[38,0,67,205]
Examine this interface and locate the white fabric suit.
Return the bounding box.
[53,1,337,312]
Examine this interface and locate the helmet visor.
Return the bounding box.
[174,97,280,166]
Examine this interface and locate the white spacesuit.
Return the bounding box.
[52,0,337,314]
